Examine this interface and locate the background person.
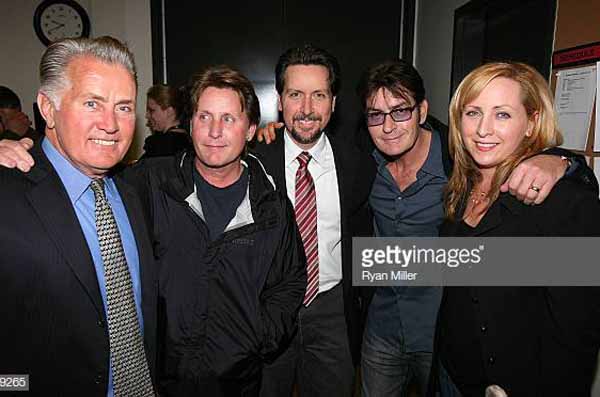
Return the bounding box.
[0,85,39,141]
[141,83,192,158]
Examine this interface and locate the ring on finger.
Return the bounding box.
[529,185,541,193]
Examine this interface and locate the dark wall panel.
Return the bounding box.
[161,1,401,131]
[283,2,401,133]
[451,0,557,96]
[164,1,283,84]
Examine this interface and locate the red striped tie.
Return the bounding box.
[295,152,319,306]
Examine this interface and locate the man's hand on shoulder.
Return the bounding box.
[501,154,567,205]
[0,138,35,172]
[255,122,283,144]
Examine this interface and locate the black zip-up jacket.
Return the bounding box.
[125,151,306,396]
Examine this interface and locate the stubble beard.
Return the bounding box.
[289,127,324,146]
[289,112,326,145]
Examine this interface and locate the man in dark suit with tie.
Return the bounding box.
[255,44,375,397]
[0,37,157,396]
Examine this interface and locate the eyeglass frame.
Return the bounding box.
[365,104,418,127]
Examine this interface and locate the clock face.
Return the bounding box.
[34,1,90,46]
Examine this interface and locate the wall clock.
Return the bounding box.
[34,0,91,46]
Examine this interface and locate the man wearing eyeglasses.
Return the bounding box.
[356,60,450,397]
[355,60,596,397]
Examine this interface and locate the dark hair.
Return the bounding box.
[0,86,22,110]
[357,60,425,112]
[275,44,341,96]
[147,84,184,120]
[190,65,260,127]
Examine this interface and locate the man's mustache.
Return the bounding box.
[293,113,322,122]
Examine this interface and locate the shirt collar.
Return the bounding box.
[42,137,115,204]
[371,127,446,178]
[419,128,446,178]
[284,128,328,167]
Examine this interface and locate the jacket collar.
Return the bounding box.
[24,142,105,317]
[164,151,278,230]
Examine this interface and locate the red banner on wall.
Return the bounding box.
[553,42,600,68]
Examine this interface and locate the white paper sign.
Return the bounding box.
[555,65,597,150]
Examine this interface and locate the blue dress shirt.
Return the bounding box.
[42,138,144,397]
[367,128,447,352]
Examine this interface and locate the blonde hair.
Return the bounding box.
[445,62,562,220]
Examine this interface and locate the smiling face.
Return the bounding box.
[191,87,256,174]
[278,64,335,150]
[366,87,428,158]
[460,77,534,173]
[39,56,136,178]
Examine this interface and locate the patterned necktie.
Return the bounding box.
[90,179,155,397]
[295,152,319,306]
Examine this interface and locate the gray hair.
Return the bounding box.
[39,36,137,107]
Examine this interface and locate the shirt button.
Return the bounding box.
[480,325,487,333]
[488,356,495,364]
[397,196,402,200]
[94,374,104,384]
[97,319,105,328]
[471,296,479,304]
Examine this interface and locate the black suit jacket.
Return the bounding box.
[437,180,600,397]
[252,129,375,365]
[0,143,158,396]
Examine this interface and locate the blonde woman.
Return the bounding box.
[437,62,600,397]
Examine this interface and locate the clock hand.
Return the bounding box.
[48,24,65,34]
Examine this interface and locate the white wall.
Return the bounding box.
[1,0,153,158]
[414,0,469,124]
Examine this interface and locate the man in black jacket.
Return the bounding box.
[133,65,306,396]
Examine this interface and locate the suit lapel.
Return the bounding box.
[25,146,104,317]
[327,133,348,231]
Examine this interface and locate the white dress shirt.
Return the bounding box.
[284,130,342,295]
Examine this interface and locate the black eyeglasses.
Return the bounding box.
[366,105,417,127]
